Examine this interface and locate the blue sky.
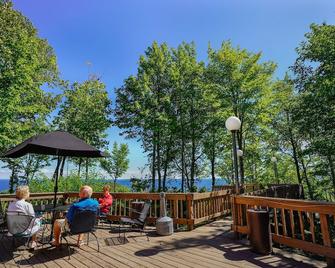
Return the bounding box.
[2,0,335,179]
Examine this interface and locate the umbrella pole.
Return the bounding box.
[50,155,61,242]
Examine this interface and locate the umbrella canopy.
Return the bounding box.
[3,130,105,158]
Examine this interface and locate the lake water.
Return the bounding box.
[0,178,227,192]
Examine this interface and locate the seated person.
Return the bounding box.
[98,185,113,215]
[53,185,98,247]
[7,186,41,249]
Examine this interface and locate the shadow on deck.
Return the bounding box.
[0,219,326,268]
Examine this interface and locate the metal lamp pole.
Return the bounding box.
[237,149,244,193]
[232,131,239,193]
[225,116,242,194]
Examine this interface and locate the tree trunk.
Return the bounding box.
[210,126,216,191]
[181,128,185,193]
[9,168,18,194]
[59,156,67,177]
[151,141,156,192]
[287,112,302,184]
[53,157,62,181]
[162,137,172,192]
[85,158,89,181]
[157,133,162,192]
[78,158,82,177]
[327,155,335,198]
[113,178,117,192]
[211,155,215,191]
[300,157,313,199]
[24,155,32,185]
[190,128,196,192]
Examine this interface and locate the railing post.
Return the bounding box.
[187,193,194,231]
[320,214,335,267]
[231,195,240,239]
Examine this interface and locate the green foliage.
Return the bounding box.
[0,1,59,192]
[53,78,112,176]
[100,142,130,191]
[291,23,335,199]
[54,78,112,148]
[28,173,129,193]
[130,177,150,192]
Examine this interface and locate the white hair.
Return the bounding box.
[80,185,93,198]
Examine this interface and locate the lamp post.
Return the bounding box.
[271,156,279,184]
[237,149,244,193]
[225,116,241,194]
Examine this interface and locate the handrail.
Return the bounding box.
[232,195,335,265]
[213,184,259,193]
[245,184,304,199]
[0,190,232,230]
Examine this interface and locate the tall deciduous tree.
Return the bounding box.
[207,42,276,187]
[115,42,173,192]
[0,1,59,191]
[100,142,129,192]
[292,23,335,197]
[54,77,112,176]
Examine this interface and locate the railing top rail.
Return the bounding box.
[0,190,231,202]
[192,190,231,200]
[234,194,335,214]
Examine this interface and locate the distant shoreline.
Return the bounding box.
[0,178,227,192]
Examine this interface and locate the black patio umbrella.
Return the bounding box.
[3,130,105,241]
[3,130,105,158]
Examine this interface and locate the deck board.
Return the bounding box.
[0,219,326,268]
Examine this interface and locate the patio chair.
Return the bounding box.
[97,208,113,228]
[6,212,38,262]
[118,200,151,243]
[61,209,99,259]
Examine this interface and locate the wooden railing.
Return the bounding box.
[246,184,304,199]
[0,192,65,212]
[0,190,232,230]
[213,184,259,193]
[232,195,335,264]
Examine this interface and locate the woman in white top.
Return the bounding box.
[7,186,41,248]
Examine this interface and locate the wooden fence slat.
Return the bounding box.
[298,211,305,241]
[309,213,316,243]
[281,208,287,236]
[290,210,295,238]
[274,208,279,235]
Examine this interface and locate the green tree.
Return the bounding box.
[100,142,129,192]
[171,43,206,192]
[292,23,335,198]
[0,1,59,192]
[115,42,173,192]
[54,77,112,177]
[206,41,276,188]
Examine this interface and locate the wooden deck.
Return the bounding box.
[0,219,326,268]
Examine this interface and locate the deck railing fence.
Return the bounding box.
[0,190,232,230]
[232,195,335,265]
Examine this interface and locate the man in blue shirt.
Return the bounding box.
[53,185,98,247]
